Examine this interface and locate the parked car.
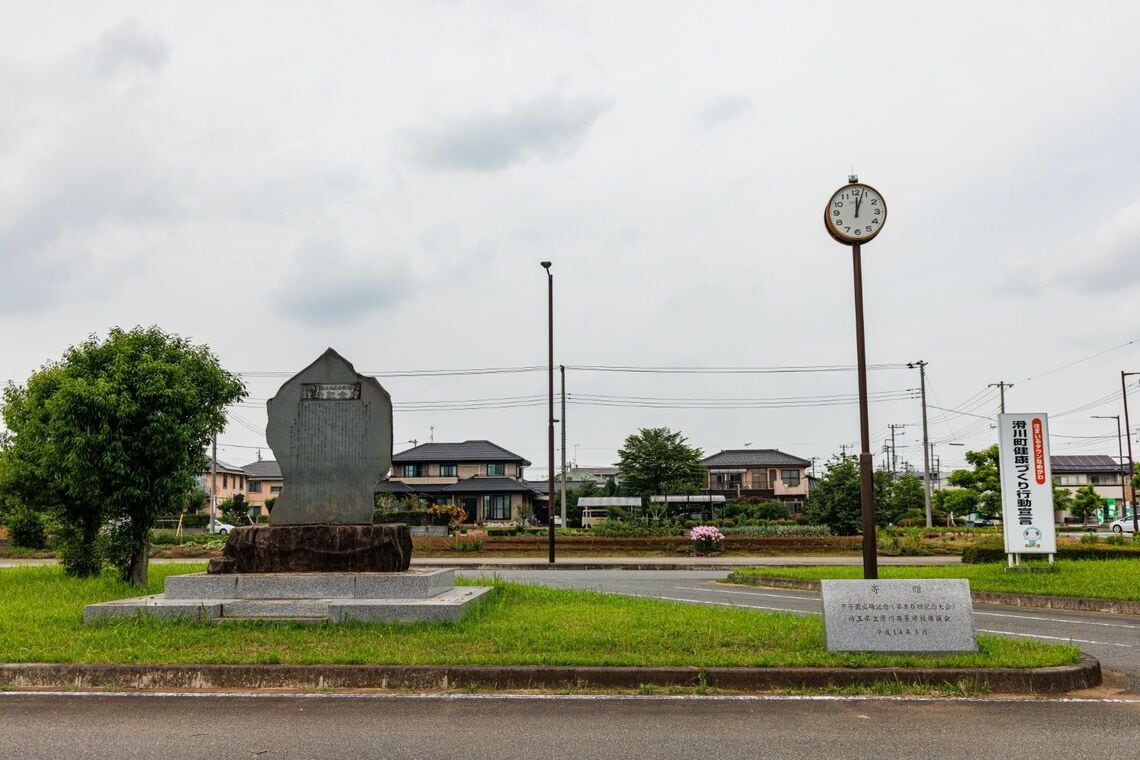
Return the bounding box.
[209,520,235,535]
[1109,515,1137,533]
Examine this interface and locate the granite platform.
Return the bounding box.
[83,568,492,625]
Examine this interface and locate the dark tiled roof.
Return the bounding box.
[243,460,283,479]
[392,440,531,466]
[702,449,811,467]
[1051,455,1122,473]
[205,457,246,475]
[437,477,539,494]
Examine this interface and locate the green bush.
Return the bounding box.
[373,510,435,526]
[963,541,1140,563]
[7,507,46,549]
[1080,533,1099,544]
[445,538,484,552]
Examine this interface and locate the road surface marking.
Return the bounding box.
[976,629,1134,648]
[975,611,1140,630]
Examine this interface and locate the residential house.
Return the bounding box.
[1051,455,1132,518]
[701,449,811,510]
[378,440,538,524]
[196,457,247,509]
[243,459,284,516]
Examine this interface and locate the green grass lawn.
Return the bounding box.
[0,564,1076,670]
[732,560,1140,601]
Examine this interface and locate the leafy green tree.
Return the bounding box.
[1070,485,1102,525]
[805,455,892,534]
[947,445,1002,518]
[220,493,250,524]
[885,472,925,524]
[616,427,705,500]
[0,327,244,585]
[934,488,977,523]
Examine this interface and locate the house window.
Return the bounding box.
[1090,474,1119,486]
[270,485,282,494]
[714,472,741,488]
[1055,474,1081,486]
[439,464,457,477]
[781,469,801,488]
[483,494,510,520]
[516,465,523,479]
[223,474,229,489]
[402,464,424,478]
[487,463,505,476]
[249,481,262,493]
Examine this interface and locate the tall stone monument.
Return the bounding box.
[268,348,392,525]
[207,349,411,574]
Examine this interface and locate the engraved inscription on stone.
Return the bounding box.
[266,349,393,525]
[821,579,977,653]
[302,383,361,401]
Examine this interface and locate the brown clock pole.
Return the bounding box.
[851,240,878,579]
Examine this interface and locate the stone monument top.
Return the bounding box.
[266,348,393,525]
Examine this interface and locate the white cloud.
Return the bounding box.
[407,89,613,171]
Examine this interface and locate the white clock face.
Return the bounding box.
[825,183,886,243]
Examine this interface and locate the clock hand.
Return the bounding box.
[854,194,861,218]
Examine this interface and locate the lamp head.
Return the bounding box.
[540,261,552,270]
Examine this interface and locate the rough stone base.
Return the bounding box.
[207,524,412,574]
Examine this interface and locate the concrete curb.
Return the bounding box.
[0,656,1101,694]
[727,575,1140,616]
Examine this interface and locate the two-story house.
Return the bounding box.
[701,449,811,511]
[379,440,538,524]
[1052,454,1131,519]
[243,459,285,516]
[196,457,248,509]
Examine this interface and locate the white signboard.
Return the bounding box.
[997,413,1057,555]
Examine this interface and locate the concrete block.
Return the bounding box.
[354,568,455,599]
[329,586,493,624]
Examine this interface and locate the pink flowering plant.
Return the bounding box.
[689,525,725,554]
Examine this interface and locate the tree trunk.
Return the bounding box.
[127,534,149,587]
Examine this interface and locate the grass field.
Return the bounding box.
[0,564,1077,670]
[731,560,1140,601]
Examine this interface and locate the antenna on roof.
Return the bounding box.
[430,426,435,443]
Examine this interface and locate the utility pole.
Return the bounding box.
[909,360,933,527]
[560,364,568,529]
[888,424,907,476]
[1092,415,1127,520]
[839,443,851,457]
[989,381,1013,414]
[810,456,819,479]
[210,433,218,533]
[1122,372,1139,533]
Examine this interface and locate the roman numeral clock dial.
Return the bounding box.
[825,182,887,244]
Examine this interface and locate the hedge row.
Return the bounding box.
[962,541,1140,564]
[413,535,861,553]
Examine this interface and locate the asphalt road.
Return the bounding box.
[0,692,1136,759]
[458,569,1140,691]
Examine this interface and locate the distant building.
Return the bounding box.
[377,440,539,524]
[701,449,811,510]
[243,459,284,515]
[1051,455,1132,516]
[195,457,247,509]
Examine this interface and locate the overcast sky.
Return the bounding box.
[3,2,1140,478]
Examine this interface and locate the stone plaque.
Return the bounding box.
[821,579,977,653]
[266,348,393,524]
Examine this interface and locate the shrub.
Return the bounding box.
[963,540,1140,563]
[689,525,725,554]
[445,538,484,552]
[1080,532,1100,544]
[7,507,47,549]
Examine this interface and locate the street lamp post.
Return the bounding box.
[1122,372,1139,533]
[1092,415,1127,522]
[541,261,556,563]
